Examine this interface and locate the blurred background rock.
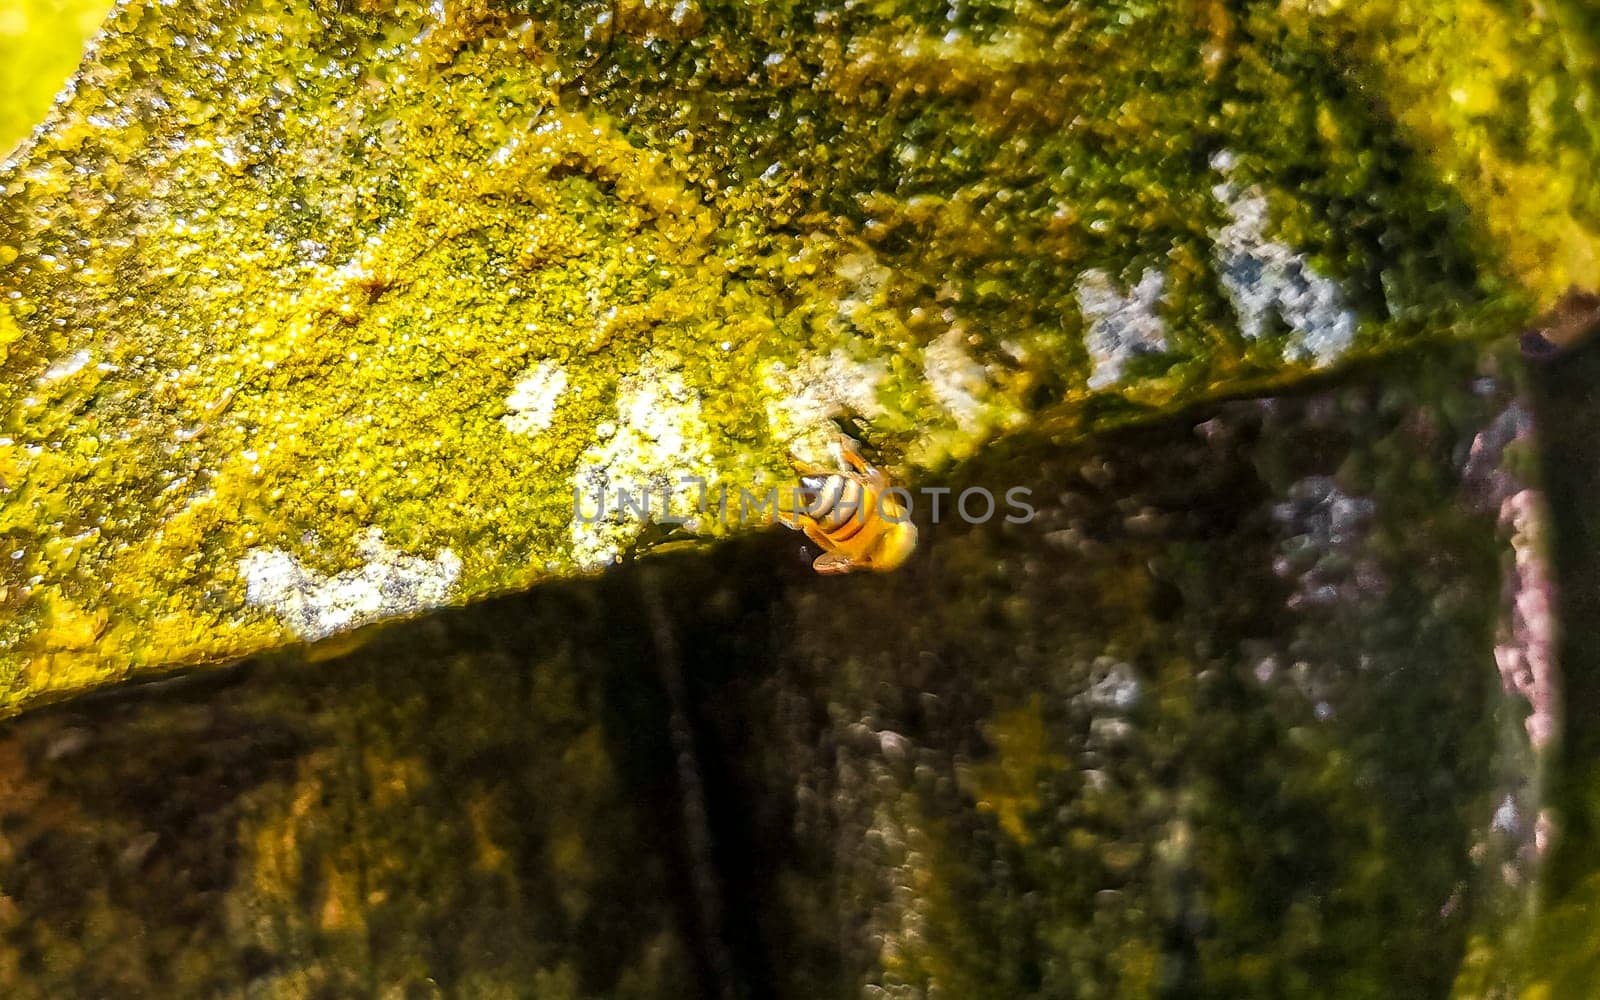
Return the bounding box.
[0,0,111,155]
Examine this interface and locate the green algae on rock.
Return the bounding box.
[0,0,1581,709]
[1277,0,1600,308]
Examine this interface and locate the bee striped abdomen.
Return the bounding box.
[805,475,871,536]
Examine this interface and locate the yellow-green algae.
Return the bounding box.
[1278,0,1600,308]
[0,0,1585,710]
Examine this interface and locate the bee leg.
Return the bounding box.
[811,551,858,575]
[836,433,868,469]
[837,434,890,491]
[798,523,832,547]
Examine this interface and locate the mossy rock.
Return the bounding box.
[0,0,1594,710]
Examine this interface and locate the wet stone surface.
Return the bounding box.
[5,0,1589,709]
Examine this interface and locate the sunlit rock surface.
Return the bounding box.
[1,0,1594,708]
[0,339,1549,996]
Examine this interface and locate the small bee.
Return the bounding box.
[777,435,918,575]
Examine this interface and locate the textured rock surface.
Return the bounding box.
[0,339,1547,997]
[4,0,1593,709]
